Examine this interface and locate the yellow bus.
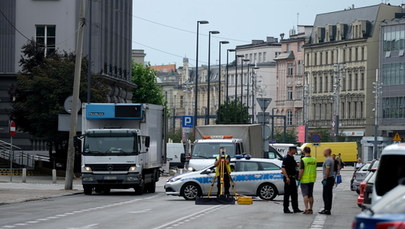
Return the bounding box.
[300,142,358,165]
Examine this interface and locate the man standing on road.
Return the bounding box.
[298,147,317,215]
[319,148,335,215]
[281,146,303,214]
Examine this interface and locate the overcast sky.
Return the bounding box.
[132,0,404,66]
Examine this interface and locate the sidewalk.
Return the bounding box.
[0,175,83,205]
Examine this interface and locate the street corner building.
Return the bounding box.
[0,0,134,148]
[303,4,404,148]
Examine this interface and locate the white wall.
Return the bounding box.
[15,0,77,71]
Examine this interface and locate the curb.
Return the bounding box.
[0,190,83,206]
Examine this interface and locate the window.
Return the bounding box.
[263,52,266,62]
[320,52,323,65]
[360,101,364,118]
[382,96,405,118]
[287,44,291,51]
[236,162,259,172]
[297,60,303,75]
[342,74,346,91]
[331,50,334,64]
[319,76,323,93]
[36,25,56,56]
[355,47,358,61]
[287,63,293,76]
[348,73,352,91]
[313,77,317,93]
[287,110,293,125]
[324,75,329,93]
[382,63,405,86]
[259,52,262,63]
[295,86,303,99]
[297,42,302,52]
[287,87,293,100]
[325,51,329,65]
[314,53,317,66]
[361,46,365,60]
[249,53,252,61]
[180,96,184,108]
[360,73,365,90]
[254,53,257,63]
[260,162,280,171]
[354,73,358,90]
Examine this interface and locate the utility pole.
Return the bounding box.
[303,83,309,142]
[333,63,344,142]
[373,69,382,159]
[87,0,92,103]
[65,0,86,190]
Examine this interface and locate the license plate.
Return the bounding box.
[104,176,117,180]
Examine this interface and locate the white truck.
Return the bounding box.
[186,124,263,171]
[77,103,166,195]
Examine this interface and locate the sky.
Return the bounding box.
[132,0,404,67]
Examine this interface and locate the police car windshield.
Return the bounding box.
[192,143,235,159]
[84,136,137,155]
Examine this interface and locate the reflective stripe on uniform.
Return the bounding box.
[301,156,317,183]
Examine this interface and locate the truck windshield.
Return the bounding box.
[83,136,136,155]
[192,143,235,159]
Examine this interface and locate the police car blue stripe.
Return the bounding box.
[181,173,284,184]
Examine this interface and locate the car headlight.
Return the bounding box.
[187,167,194,172]
[84,166,92,172]
[169,177,182,183]
[129,166,137,172]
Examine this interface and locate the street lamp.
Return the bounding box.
[194,20,208,128]
[206,30,220,125]
[241,59,249,103]
[226,49,235,102]
[235,54,244,100]
[218,41,229,122]
[251,66,259,123]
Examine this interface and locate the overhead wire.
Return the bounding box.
[0,8,31,41]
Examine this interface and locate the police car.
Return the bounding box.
[164,157,284,200]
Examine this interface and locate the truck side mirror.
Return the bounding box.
[73,136,82,153]
[145,136,150,148]
[180,153,186,163]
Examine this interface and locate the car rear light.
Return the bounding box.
[352,221,356,229]
[376,222,405,229]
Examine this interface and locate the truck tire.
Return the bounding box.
[83,185,92,195]
[95,187,103,194]
[134,184,144,195]
[103,188,111,194]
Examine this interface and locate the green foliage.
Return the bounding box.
[273,129,297,143]
[166,129,183,143]
[11,40,108,154]
[131,62,165,105]
[216,100,250,124]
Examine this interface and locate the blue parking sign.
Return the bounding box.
[182,116,194,128]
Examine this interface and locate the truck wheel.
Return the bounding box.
[146,182,156,193]
[83,185,92,195]
[257,183,277,200]
[181,182,201,200]
[134,185,144,195]
[103,188,111,194]
[95,187,103,194]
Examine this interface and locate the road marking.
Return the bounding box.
[309,214,327,229]
[67,224,98,229]
[0,195,156,229]
[128,208,152,214]
[152,205,226,229]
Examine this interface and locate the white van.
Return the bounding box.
[269,143,302,162]
[372,143,405,204]
[167,143,185,168]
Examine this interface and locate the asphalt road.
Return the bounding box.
[0,169,360,229]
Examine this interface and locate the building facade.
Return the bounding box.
[275,26,312,129]
[379,16,405,140]
[0,0,134,148]
[304,4,402,141]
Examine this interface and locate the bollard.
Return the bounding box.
[22,168,27,183]
[52,169,57,184]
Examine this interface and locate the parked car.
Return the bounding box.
[357,171,377,207]
[167,143,185,168]
[165,158,284,200]
[373,143,405,204]
[351,162,371,192]
[353,179,405,229]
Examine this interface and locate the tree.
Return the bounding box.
[273,129,297,143]
[11,40,108,162]
[216,100,250,124]
[131,62,165,105]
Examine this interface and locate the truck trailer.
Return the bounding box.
[187,124,263,171]
[78,103,166,195]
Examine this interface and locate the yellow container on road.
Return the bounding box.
[300,142,358,165]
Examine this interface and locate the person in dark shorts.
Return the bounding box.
[298,147,317,214]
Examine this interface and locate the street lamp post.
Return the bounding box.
[218,41,229,122]
[226,49,235,102]
[235,54,244,100]
[247,64,259,121]
[206,30,220,125]
[241,59,249,104]
[194,20,208,128]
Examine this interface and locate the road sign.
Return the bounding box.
[312,134,321,143]
[182,116,194,128]
[64,96,82,114]
[256,112,270,124]
[182,127,192,134]
[393,132,401,142]
[256,98,272,112]
[9,121,16,137]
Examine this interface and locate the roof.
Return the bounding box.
[274,51,295,60]
[313,4,380,27]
